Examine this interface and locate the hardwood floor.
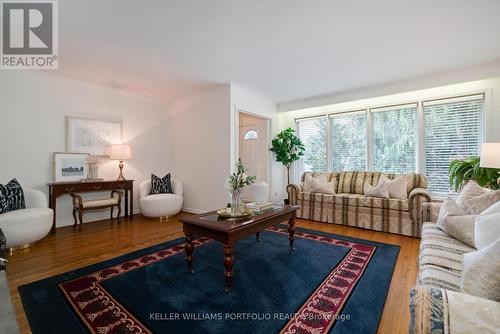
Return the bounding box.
[6,213,420,333]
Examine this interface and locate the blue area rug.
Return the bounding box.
[19,225,399,334]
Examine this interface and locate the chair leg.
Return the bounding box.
[110,206,114,220]
[117,204,122,224]
[78,209,83,226]
[72,207,77,227]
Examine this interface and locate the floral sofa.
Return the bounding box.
[409,202,500,333]
[286,171,431,237]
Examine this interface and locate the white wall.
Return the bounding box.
[0,72,170,227]
[168,84,232,213]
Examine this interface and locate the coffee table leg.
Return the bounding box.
[288,217,296,251]
[223,244,234,292]
[185,233,194,273]
[256,232,261,242]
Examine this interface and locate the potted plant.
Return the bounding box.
[270,127,305,204]
[449,156,500,192]
[225,159,256,214]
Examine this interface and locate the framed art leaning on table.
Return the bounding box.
[53,152,90,182]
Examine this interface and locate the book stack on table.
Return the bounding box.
[245,202,274,214]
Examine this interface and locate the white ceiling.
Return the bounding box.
[56,0,500,105]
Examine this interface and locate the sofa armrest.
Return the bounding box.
[421,202,442,224]
[408,188,432,226]
[286,183,303,205]
[410,286,500,334]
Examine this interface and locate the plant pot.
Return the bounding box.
[283,199,290,205]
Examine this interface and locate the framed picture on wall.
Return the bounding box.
[54,152,90,182]
[66,117,122,157]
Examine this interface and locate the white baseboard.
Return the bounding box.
[181,207,204,214]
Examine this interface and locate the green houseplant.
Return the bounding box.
[225,159,256,214]
[270,127,305,188]
[449,156,500,192]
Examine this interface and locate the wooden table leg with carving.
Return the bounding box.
[256,232,261,242]
[288,216,296,251]
[185,233,194,273]
[223,244,234,292]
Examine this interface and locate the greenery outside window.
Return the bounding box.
[296,117,327,173]
[330,111,367,171]
[371,104,417,174]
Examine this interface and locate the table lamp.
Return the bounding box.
[109,144,131,181]
[480,143,500,186]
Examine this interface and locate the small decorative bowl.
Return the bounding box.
[217,208,253,219]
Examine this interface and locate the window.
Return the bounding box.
[297,117,327,172]
[330,112,367,171]
[244,129,258,140]
[423,95,484,193]
[294,93,485,194]
[372,104,416,173]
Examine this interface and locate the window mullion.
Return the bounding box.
[416,101,425,173]
[366,109,373,171]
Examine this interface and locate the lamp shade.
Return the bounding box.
[109,144,131,161]
[480,143,500,168]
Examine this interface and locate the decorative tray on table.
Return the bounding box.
[216,208,253,219]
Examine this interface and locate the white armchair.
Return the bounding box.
[0,189,53,249]
[139,179,183,219]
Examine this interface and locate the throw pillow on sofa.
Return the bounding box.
[364,179,389,198]
[304,174,335,194]
[456,180,500,215]
[379,175,407,199]
[0,178,26,214]
[437,199,476,247]
[475,201,500,250]
[461,238,500,302]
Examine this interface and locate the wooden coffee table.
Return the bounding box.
[180,205,299,292]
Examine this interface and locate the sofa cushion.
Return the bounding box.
[372,172,427,195]
[298,192,335,204]
[419,223,474,272]
[338,171,372,194]
[418,264,462,291]
[332,193,366,206]
[364,196,409,211]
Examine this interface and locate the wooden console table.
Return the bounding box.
[47,180,134,233]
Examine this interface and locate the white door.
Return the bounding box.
[240,125,259,183]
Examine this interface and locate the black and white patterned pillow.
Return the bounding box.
[150,174,173,194]
[0,178,26,214]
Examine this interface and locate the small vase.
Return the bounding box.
[230,189,243,215]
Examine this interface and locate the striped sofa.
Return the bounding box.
[409,202,500,334]
[286,171,431,237]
